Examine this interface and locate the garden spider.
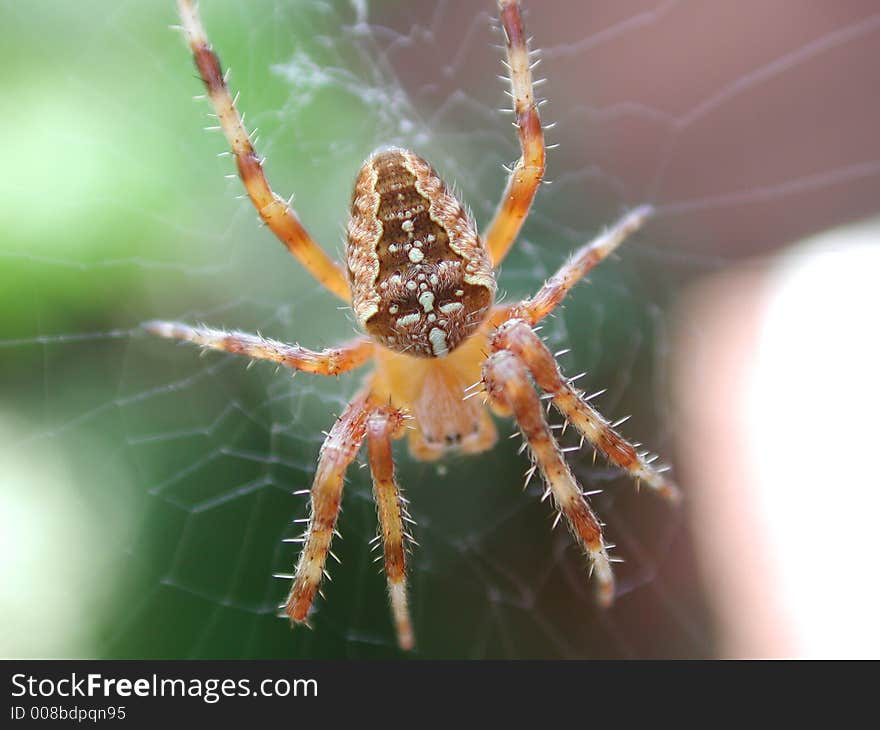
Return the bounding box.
[149,0,680,651]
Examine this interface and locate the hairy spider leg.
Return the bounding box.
[491,319,681,502]
[511,205,655,324]
[144,321,374,375]
[176,0,351,300]
[483,350,615,606]
[484,0,546,266]
[367,408,414,650]
[285,391,374,624]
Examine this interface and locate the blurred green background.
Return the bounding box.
[9,0,875,659]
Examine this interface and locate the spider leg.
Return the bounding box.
[176,0,350,301]
[511,205,654,324]
[366,408,415,650]
[491,319,681,502]
[144,321,373,375]
[482,350,615,606]
[484,0,546,267]
[285,390,374,624]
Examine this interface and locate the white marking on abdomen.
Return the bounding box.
[429,327,449,357]
[397,313,420,328]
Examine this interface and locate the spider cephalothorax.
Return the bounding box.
[151,0,680,651]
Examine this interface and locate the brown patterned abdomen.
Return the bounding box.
[346,148,495,358]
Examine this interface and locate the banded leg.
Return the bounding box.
[145,321,373,375]
[176,0,350,301]
[484,0,546,266]
[491,319,680,501]
[511,205,654,324]
[482,350,615,606]
[366,408,414,650]
[285,391,374,623]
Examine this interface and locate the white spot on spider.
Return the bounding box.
[429,327,449,357]
[426,233,436,243]
[397,313,420,328]
[455,289,464,297]
[439,302,464,314]
[388,244,398,253]
[427,313,436,322]
[429,274,439,286]
[402,220,414,233]
[406,280,418,291]
[408,248,424,263]
[419,282,428,290]
[418,291,435,312]
[389,305,399,314]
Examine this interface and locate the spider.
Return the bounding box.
[149,0,680,651]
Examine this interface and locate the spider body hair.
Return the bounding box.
[156,0,679,651]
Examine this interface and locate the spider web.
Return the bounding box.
[2,0,879,658]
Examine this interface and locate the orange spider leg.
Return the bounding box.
[484,0,546,266]
[366,408,414,650]
[511,205,654,324]
[144,321,373,375]
[491,319,681,502]
[176,0,350,301]
[285,391,374,624]
[482,350,614,606]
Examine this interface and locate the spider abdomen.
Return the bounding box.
[346,147,496,358]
